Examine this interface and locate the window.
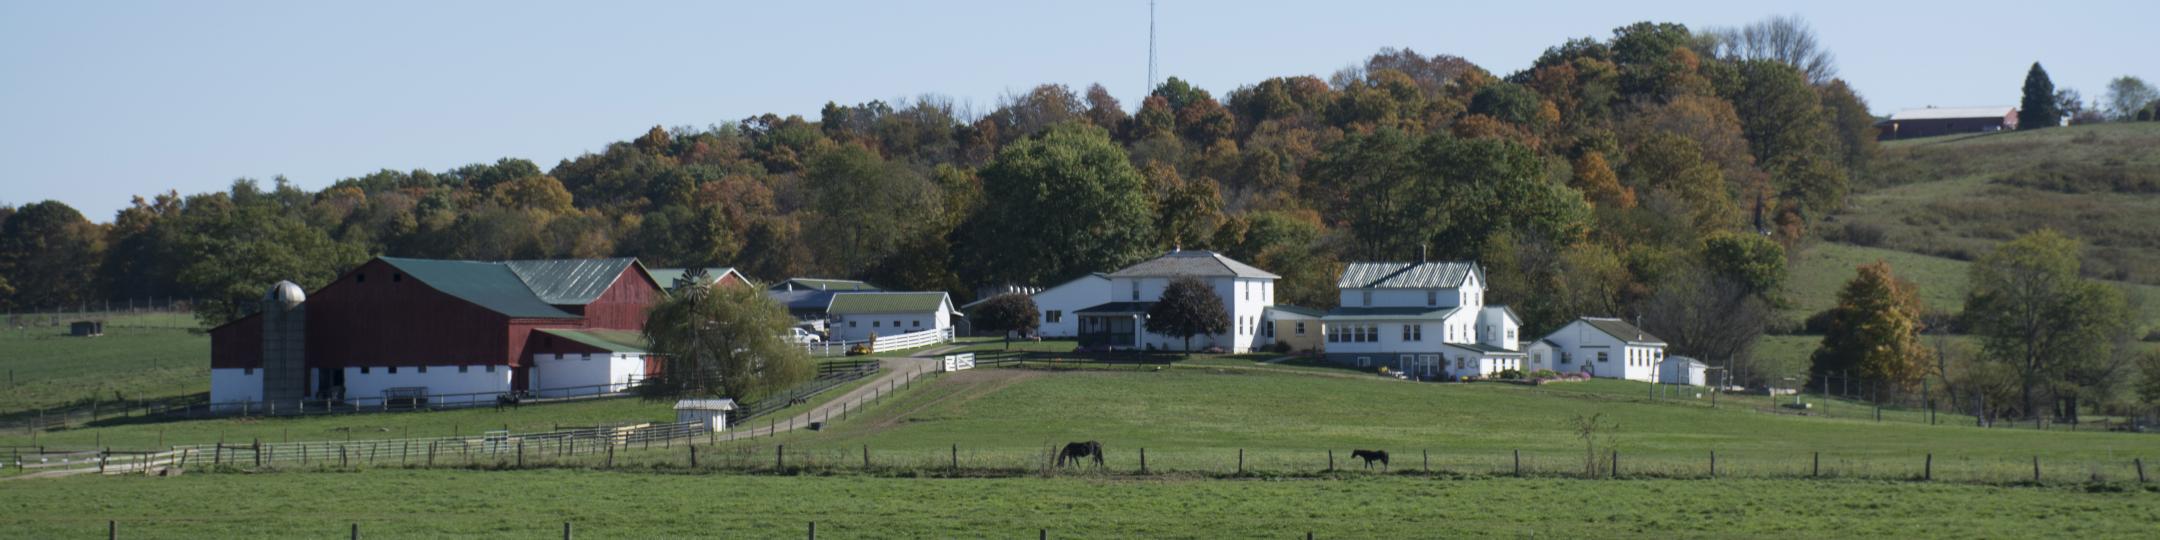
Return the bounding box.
[392,272,403,282]
[243,367,254,375]
[1362,290,1373,306]
[1597,352,1609,363]
[355,273,366,283]
[912,320,922,327]
[1427,290,1437,306]
[1045,310,1063,323]
[1243,282,1250,301]
[893,320,902,328]
[1403,324,1423,342]
[582,354,592,362]
[360,367,370,374]
[1295,322,1306,335]
[417,366,427,374]
[1508,329,1516,339]
[459,365,469,373]
[1131,282,1141,300]
[873,321,882,328]
[849,321,857,328]
[388,366,398,374]
[1561,352,1572,365]
[486,365,496,373]
[1357,357,1371,368]
[1263,321,1274,338]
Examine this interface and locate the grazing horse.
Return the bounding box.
[1057,441,1105,467]
[494,392,523,411]
[1351,449,1390,470]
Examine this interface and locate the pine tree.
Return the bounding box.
[2018,62,2061,130]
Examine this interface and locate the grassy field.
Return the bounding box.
[723,365,2158,482]
[1784,241,2160,327]
[1844,122,2160,284]
[0,396,678,450]
[4,470,2155,538]
[0,324,209,413]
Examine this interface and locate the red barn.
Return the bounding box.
[209,257,666,407]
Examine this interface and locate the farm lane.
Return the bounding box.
[728,346,957,438]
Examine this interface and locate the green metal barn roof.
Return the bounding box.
[379,258,579,319]
[504,258,641,305]
[537,328,650,353]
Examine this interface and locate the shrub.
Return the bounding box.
[1496,368,1525,380]
[1841,222,1887,246]
[1529,369,1559,379]
[1201,346,1227,354]
[1271,341,1292,354]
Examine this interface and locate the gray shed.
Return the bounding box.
[1659,356,1708,386]
[674,399,738,432]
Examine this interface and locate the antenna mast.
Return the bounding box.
[1148,0,1158,92]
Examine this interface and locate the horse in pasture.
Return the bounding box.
[1351,449,1389,470]
[1058,441,1105,467]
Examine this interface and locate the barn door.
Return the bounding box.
[511,366,531,392]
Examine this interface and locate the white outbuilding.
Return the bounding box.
[674,399,737,432]
[1659,356,1709,387]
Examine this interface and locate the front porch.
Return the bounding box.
[1075,301,1153,350]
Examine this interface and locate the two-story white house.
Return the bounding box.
[1524,317,1668,382]
[1023,273,1110,338]
[1320,261,1526,380]
[1075,250,1277,352]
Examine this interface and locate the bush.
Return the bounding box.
[1803,308,1836,334]
[1841,222,1887,246]
[1529,369,1559,379]
[1271,341,1292,354]
[1496,368,1524,380]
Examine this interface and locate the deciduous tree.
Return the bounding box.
[1812,262,1932,398]
[973,293,1041,349]
[642,271,814,401]
[1964,230,2129,422]
[1146,275,1229,354]
[962,123,1156,287]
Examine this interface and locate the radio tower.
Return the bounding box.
[1147,0,1158,93]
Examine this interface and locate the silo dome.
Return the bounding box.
[265,280,307,308]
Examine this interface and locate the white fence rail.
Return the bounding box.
[872,327,954,353]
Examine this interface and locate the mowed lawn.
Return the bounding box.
[745,367,2160,481]
[0,397,679,449]
[4,470,2155,538]
[0,325,209,412]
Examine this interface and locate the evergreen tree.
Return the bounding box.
[2018,62,2061,130]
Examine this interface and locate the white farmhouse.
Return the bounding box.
[1533,317,1668,382]
[1076,250,1278,353]
[1015,273,1110,338]
[825,292,955,342]
[1319,261,1525,379]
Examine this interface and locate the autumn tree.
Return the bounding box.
[1146,275,1230,354]
[0,201,105,309]
[1812,262,1932,398]
[1705,14,1838,84]
[2103,76,2159,121]
[1569,151,1635,209]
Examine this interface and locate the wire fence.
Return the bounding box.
[3,298,199,330]
[0,381,642,433]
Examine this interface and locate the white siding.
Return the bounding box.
[210,368,262,405]
[1538,320,1665,382]
[829,308,948,342]
[343,365,513,403]
[1031,276,1110,338]
[532,352,649,397]
[1105,274,1276,352]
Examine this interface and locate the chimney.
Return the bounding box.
[1418,245,1428,264]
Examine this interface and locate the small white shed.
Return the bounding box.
[674,399,738,432]
[1659,356,1708,386]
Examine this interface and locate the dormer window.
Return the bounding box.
[1362,290,1372,306]
[1426,290,1437,306]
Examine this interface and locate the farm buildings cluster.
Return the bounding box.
[208,249,1702,408]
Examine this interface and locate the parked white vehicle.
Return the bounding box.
[788,327,824,344]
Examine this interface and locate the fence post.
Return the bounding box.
[808,522,816,540]
[109,520,116,540]
[517,440,525,468]
[1813,452,1820,478]
[351,523,359,540]
[950,444,958,474]
[2033,455,2041,483]
[1423,449,1430,473]
[606,444,614,469]
[1709,451,1716,478]
[1237,448,1245,475]
[1925,453,1932,481]
[1140,448,1148,474]
[863,445,870,471]
[563,522,572,540]
[1327,449,1334,472]
[1610,450,1619,479]
[1513,449,1520,477]
[689,445,698,468]
[779,444,787,471]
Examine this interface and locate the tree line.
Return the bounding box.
[2,18,1877,385]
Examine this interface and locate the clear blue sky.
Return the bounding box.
[4,0,2152,222]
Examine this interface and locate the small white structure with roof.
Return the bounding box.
[825,291,955,342]
[1659,356,1709,386]
[674,399,738,432]
[1535,317,1668,382]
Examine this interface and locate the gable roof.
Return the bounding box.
[379,258,579,319]
[827,292,951,315]
[1337,261,1481,289]
[649,267,748,291]
[1482,305,1523,326]
[770,278,880,292]
[1887,106,2015,121]
[536,328,649,353]
[768,289,837,313]
[1265,305,1326,319]
[1578,317,1667,346]
[504,258,641,305]
[1107,250,1279,279]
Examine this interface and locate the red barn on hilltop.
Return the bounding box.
[209,256,668,407]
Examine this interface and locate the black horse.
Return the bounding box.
[494,391,526,411]
[1057,441,1105,467]
[1351,449,1389,470]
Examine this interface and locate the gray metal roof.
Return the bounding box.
[649,267,745,291]
[826,292,950,314]
[673,399,737,411]
[1107,250,1279,279]
[1322,306,1457,319]
[1337,261,1481,288]
[1075,301,1156,315]
[504,258,640,305]
[1580,317,1667,345]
